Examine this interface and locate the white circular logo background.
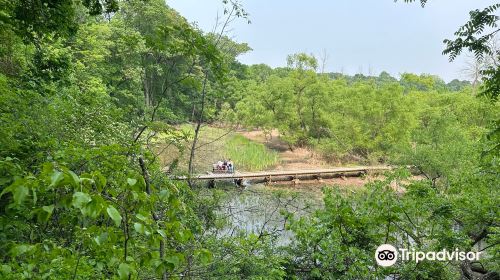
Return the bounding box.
[375,244,398,267]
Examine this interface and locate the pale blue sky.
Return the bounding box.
[167,0,498,82]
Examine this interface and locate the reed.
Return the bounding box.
[224,135,279,171]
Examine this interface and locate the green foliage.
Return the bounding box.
[234,57,496,167]
[0,0,499,278]
[284,170,498,279]
[1,0,121,41]
[443,4,500,62]
[439,1,500,102]
[0,0,239,278]
[0,158,205,279]
[204,233,286,279]
[400,73,447,92]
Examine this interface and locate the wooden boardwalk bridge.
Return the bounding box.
[173,166,392,185]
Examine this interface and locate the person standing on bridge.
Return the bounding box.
[228,159,234,173]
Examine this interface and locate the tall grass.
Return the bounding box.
[156,125,279,173]
[224,135,279,171]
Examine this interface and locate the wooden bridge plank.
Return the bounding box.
[172,166,391,181]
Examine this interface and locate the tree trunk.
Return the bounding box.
[139,157,167,280]
[188,72,209,185]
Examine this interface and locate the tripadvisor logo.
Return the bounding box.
[375,244,398,267]
[375,244,482,267]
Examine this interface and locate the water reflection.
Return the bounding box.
[217,183,323,245]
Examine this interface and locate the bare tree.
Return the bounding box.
[188,1,249,184]
[319,49,329,74]
[461,35,500,93]
[461,54,486,92]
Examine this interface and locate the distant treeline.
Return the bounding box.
[327,71,471,92]
[219,55,496,168]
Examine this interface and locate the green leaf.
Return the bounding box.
[176,228,193,242]
[0,185,12,199]
[107,205,122,227]
[157,229,167,238]
[195,249,212,264]
[94,172,106,192]
[127,178,137,186]
[136,213,147,221]
[133,222,145,234]
[159,189,170,200]
[80,177,95,187]
[31,187,37,205]
[13,185,29,206]
[72,192,91,209]
[49,171,64,188]
[0,179,29,206]
[164,255,180,268]
[9,244,34,257]
[93,232,108,246]
[42,204,55,214]
[67,170,80,187]
[118,263,131,280]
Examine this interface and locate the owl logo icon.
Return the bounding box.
[375,244,398,267]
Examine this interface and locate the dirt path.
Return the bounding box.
[239,129,330,170]
[237,129,380,188]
